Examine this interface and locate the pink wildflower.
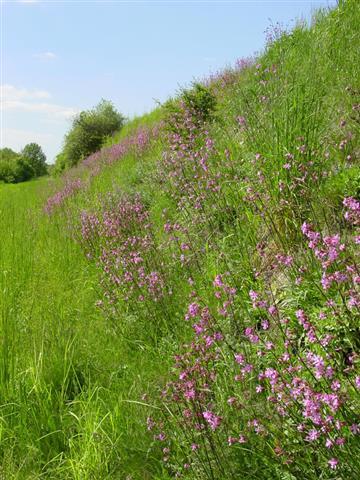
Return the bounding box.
[328,458,339,470]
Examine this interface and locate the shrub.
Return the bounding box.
[59,99,125,169]
[182,83,217,123]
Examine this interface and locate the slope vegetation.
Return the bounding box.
[1,2,359,478]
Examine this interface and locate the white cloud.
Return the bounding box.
[2,100,77,119]
[1,84,78,161]
[1,84,78,119]
[33,51,57,60]
[2,84,51,101]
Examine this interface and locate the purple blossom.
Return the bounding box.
[306,429,320,442]
[202,411,222,431]
[187,302,200,318]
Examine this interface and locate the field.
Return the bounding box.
[1,1,359,478]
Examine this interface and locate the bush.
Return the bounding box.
[181,82,217,122]
[59,99,125,169]
[52,152,68,175]
[164,83,217,137]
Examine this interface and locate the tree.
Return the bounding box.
[14,157,35,182]
[0,148,35,183]
[0,148,18,183]
[60,99,125,169]
[0,147,19,163]
[22,143,47,177]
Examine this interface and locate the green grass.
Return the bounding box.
[0,179,171,479]
[1,1,359,478]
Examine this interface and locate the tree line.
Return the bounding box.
[1,99,125,184]
[0,143,47,183]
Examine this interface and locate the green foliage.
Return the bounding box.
[182,82,217,121]
[0,147,18,162]
[164,83,217,136]
[0,144,47,183]
[1,2,360,479]
[59,99,125,170]
[52,151,69,175]
[0,148,35,183]
[22,143,47,177]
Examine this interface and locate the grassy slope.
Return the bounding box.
[1,2,359,478]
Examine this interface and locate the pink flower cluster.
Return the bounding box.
[162,100,220,212]
[80,194,167,308]
[301,220,359,308]
[149,208,359,477]
[44,178,83,214]
[83,125,159,173]
[343,196,360,226]
[44,124,160,215]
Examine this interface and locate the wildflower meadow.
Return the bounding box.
[0,1,359,478]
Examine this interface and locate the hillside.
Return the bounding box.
[1,1,359,479]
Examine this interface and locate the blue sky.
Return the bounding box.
[1,0,336,163]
